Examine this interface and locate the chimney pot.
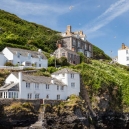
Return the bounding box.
[122,43,125,49]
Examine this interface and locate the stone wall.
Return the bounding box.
[43,99,64,106]
[0,99,41,110]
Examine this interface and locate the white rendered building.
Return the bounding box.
[1,47,48,68]
[0,68,80,100]
[118,43,129,66]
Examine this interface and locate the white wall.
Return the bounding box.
[52,73,80,97]
[5,74,19,83]
[118,49,129,66]
[2,47,48,68]
[2,47,13,61]
[0,54,6,66]
[19,81,67,100]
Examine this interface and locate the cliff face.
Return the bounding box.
[0,102,39,128]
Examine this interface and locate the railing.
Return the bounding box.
[0,66,42,70]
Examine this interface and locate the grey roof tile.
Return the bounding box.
[6,47,47,59]
[13,72,66,86]
[52,68,79,75]
[0,83,19,91]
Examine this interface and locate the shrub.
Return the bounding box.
[4,62,14,66]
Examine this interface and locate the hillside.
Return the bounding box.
[0,9,110,59]
[0,9,61,53]
[70,60,129,111]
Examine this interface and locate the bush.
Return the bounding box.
[4,62,14,66]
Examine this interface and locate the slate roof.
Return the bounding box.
[0,83,19,91]
[52,68,79,75]
[13,72,66,86]
[6,47,47,59]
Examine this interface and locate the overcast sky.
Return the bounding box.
[0,0,129,57]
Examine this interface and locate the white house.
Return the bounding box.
[1,47,48,68]
[118,43,129,66]
[0,68,80,100]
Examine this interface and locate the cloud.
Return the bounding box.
[69,5,74,10]
[84,0,129,35]
[0,0,69,16]
[97,5,100,8]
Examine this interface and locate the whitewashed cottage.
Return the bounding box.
[1,47,48,68]
[118,43,129,66]
[0,68,80,100]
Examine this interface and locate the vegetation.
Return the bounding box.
[93,45,111,60]
[0,69,10,87]
[0,9,61,53]
[69,60,129,111]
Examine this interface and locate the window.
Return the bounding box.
[73,39,76,45]
[71,74,74,78]
[35,83,39,89]
[57,95,60,100]
[62,74,65,77]
[85,44,87,50]
[46,84,49,89]
[46,94,49,99]
[126,50,128,54]
[26,83,30,88]
[27,93,32,99]
[18,54,20,58]
[71,83,75,88]
[61,86,64,90]
[39,64,41,67]
[57,86,59,90]
[62,53,65,56]
[78,41,81,47]
[35,94,39,99]
[127,57,129,61]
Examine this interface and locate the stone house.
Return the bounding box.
[54,25,93,64]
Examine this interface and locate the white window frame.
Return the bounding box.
[26,83,30,88]
[62,53,65,56]
[57,94,60,100]
[35,83,39,89]
[46,94,49,99]
[126,57,129,61]
[35,94,39,99]
[61,86,64,90]
[71,74,74,79]
[71,82,75,88]
[57,85,59,90]
[46,84,49,89]
[27,93,32,99]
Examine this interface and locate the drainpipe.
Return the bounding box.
[19,72,22,98]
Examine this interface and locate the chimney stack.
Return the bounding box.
[72,47,75,51]
[58,43,61,48]
[122,43,125,49]
[80,31,83,35]
[67,25,71,33]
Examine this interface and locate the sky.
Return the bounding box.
[0,0,129,57]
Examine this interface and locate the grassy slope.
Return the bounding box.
[70,60,129,109]
[0,9,61,53]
